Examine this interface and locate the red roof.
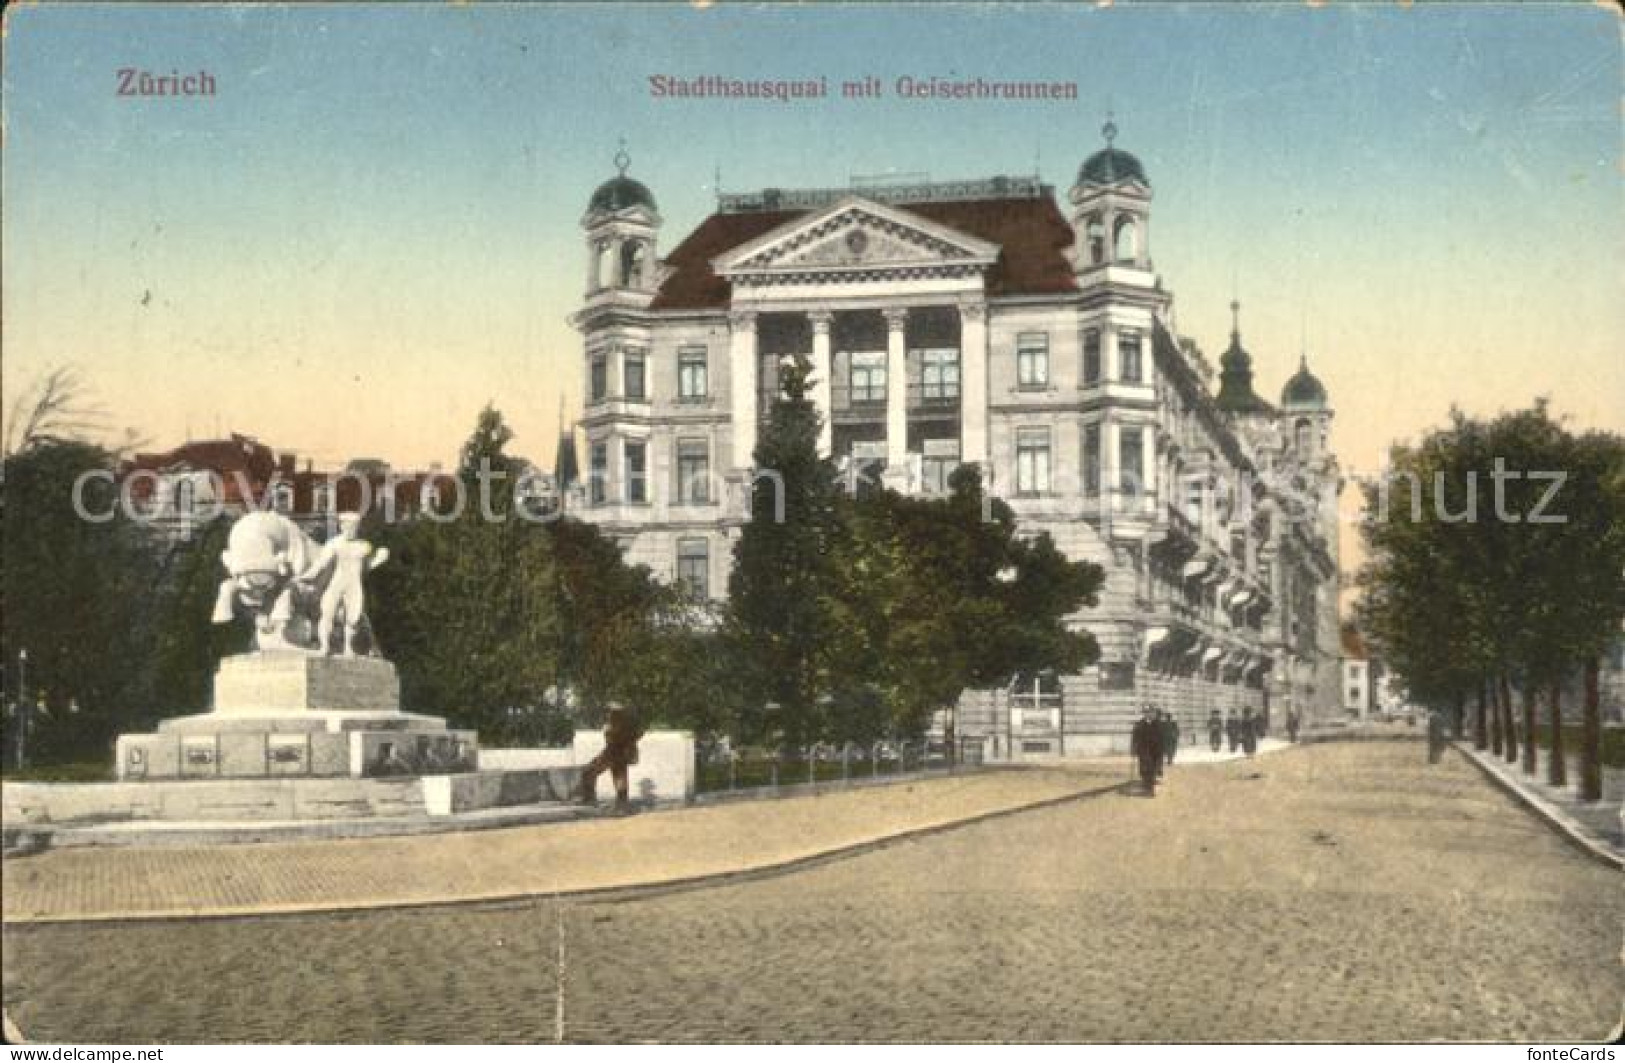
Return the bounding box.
[649,195,1079,311]
[124,433,278,479]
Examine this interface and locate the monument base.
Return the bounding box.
[115,652,478,780]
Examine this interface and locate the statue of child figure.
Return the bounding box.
[308,512,390,656]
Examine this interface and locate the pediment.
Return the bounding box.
[714,197,999,277]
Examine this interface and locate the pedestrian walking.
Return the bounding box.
[1160,709,1180,767]
[1426,708,1447,764]
[1241,707,1259,756]
[1286,709,1301,744]
[1225,712,1241,753]
[1207,709,1223,753]
[1130,705,1164,796]
[577,703,643,811]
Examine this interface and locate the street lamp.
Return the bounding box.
[14,648,28,771]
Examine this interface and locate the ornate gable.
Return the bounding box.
[713,197,999,283]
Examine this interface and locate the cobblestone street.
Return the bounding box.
[4,741,1620,1043]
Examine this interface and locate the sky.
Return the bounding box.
[3,2,1621,574]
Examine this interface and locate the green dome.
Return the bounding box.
[1078,147,1148,187]
[1281,357,1329,410]
[588,175,657,215]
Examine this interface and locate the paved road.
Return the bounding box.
[4,742,1620,1043]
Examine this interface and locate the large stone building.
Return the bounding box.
[569,127,1343,756]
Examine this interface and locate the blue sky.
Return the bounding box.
[3,2,1620,476]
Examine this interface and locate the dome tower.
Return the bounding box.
[582,143,662,301]
[1069,116,1153,280]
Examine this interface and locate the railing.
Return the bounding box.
[694,740,979,796]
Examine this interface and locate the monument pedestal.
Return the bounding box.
[116,653,478,780]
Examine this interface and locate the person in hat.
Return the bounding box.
[1207,709,1224,753]
[1159,708,1180,768]
[1130,705,1164,796]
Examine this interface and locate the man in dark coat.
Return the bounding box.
[1130,706,1164,796]
[1225,713,1241,753]
[1241,707,1259,756]
[1160,709,1180,768]
[1207,709,1223,753]
[578,704,643,810]
[1286,709,1301,743]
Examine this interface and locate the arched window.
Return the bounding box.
[1114,216,1138,263]
[593,240,611,290]
[619,240,645,287]
[1085,215,1105,265]
[1295,418,1312,453]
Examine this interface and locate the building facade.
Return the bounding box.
[570,129,1343,755]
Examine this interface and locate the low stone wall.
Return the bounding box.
[420,767,580,815]
[2,776,429,825]
[478,748,577,771]
[571,730,695,805]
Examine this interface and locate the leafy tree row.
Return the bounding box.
[1355,403,1625,800]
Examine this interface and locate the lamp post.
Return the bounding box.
[14,648,29,771]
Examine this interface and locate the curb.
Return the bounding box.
[1,777,1130,928]
[1455,743,1623,871]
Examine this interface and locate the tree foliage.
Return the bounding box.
[2,441,162,762]
[1356,402,1625,798]
[728,356,1105,748]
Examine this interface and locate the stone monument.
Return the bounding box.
[117,511,478,781]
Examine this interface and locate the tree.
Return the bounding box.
[726,353,844,749]
[1356,403,1625,800]
[369,406,562,738]
[369,405,672,745]
[2,440,161,763]
[830,467,1104,742]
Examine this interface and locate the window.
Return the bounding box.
[850,351,886,403]
[678,347,708,401]
[1083,330,1101,386]
[589,443,607,505]
[1114,217,1138,263]
[590,356,607,403]
[1016,428,1051,495]
[1119,332,1143,384]
[920,348,960,401]
[676,538,709,601]
[1013,672,1063,712]
[620,240,645,287]
[623,351,646,401]
[1085,215,1105,265]
[1083,424,1101,496]
[1183,477,1204,524]
[921,439,960,495]
[1119,425,1144,494]
[624,441,647,504]
[1017,333,1049,389]
[1295,418,1312,453]
[677,439,711,504]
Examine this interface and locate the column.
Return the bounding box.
[1105,417,1120,510]
[1141,423,1157,512]
[884,308,909,479]
[958,299,989,465]
[809,310,834,456]
[729,311,758,469]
